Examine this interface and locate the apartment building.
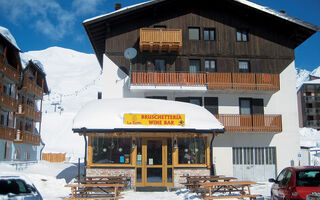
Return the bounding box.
[298,76,320,130]
[0,27,48,161]
[78,0,319,187]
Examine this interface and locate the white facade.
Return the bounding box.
[101,54,300,181]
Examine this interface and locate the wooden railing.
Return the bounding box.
[140,28,182,52]
[24,79,43,98]
[0,92,18,111]
[208,73,279,91]
[42,153,66,162]
[0,126,16,140]
[215,114,282,133]
[131,72,280,91]
[0,58,20,83]
[131,72,206,86]
[17,104,41,121]
[23,131,41,145]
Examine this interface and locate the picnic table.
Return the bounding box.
[181,175,236,191]
[200,181,262,200]
[64,176,129,199]
[64,183,124,200]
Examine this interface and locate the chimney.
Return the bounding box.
[115,3,122,10]
[280,10,286,14]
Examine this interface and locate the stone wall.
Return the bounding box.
[174,167,210,188]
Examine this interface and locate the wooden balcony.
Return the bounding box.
[208,73,280,91]
[140,28,182,52]
[23,131,41,145]
[131,72,280,91]
[0,126,16,140]
[0,57,20,83]
[24,79,43,99]
[0,92,18,111]
[16,104,42,121]
[215,114,282,133]
[131,72,206,86]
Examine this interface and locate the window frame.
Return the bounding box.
[154,58,166,72]
[189,59,201,73]
[188,27,200,40]
[236,29,249,42]
[204,28,215,41]
[238,60,250,73]
[205,59,216,72]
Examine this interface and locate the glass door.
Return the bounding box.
[135,138,172,187]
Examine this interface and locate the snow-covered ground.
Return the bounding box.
[0,161,272,199]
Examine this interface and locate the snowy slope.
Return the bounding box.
[296,66,320,90]
[22,47,102,160]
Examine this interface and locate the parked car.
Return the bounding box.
[0,176,42,200]
[269,166,320,200]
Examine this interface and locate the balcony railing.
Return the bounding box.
[131,71,280,91]
[306,120,320,127]
[23,131,41,145]
[215,114,282,133]
[0,126,16,140]
[208,73,280,91]
[0,58,20,83]
[17,104,41,121]
[131,71,206,86]
[305,96,320,102]
[0,92,18,111]
[24,79,43,98]
[140,28,182,52]
[305,108,320,115]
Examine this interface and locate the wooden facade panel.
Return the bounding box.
[104,4,295,75]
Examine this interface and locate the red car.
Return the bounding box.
[269,166,320,200]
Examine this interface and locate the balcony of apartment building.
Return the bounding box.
[0,125,16,140]
[14,127,41,145]
[0,56,20,83]
[16,103,41,121]
[139,28,182,52]
[304,96,320,103]
[305,107,320,115]
[214,114,282,133]
[306,120,320,129]
[0,92,18,111]
[23,78,44,99]
[130,71,280,92]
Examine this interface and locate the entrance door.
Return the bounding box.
[136,138,172,187]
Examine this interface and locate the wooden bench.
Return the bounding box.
[181,176,237,192]
[64,183,124,200]
[200,181,262,200]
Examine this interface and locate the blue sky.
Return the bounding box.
[0,0,319,71]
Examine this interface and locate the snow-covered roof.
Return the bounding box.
[20,53,45,73]
[73,98,224,133]
[0,26,20,51]
[83,0,319,31]
[303,79,320,85]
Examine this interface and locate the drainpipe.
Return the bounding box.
[210,134,216,175]
[83,134,87,178]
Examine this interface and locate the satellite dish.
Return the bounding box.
[124,48,137,60]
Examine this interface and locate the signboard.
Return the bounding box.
[124,114,185,126]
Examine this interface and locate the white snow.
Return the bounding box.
[73,98,224,131]
[20,53,45,72]
[296,66,320,91]
[300,127,320,148]
[21,46,103,159]
[311,66,320,77]
[0,26,20,50]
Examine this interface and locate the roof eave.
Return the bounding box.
[73,128,225,134]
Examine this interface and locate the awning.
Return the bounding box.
[73,98,224,134]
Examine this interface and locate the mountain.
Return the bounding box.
[22,47,102,161]
[296,66,320,90]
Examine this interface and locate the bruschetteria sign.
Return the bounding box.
[124,114,185,126]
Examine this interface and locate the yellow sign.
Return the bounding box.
[124,114,185,126]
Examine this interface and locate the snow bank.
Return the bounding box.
[300,127,320,147]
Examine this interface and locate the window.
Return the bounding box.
[204,28,215,40]
[154,59,166,72]
[236,29,248,41]
[92,137,131,164]
[175,97,202,106]
[0,43,4,55]
[204,97,218,115]
[239,98,264,115]
[239,61,250,73]
[189,27,200,40]
[205,60,216,72]
[233,147,276,165]
[189,59,200,73]
[296,170,320,187]
[178,138,206,164]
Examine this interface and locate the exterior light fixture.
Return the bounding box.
[132,137,136,149]
[173,138,178,149]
